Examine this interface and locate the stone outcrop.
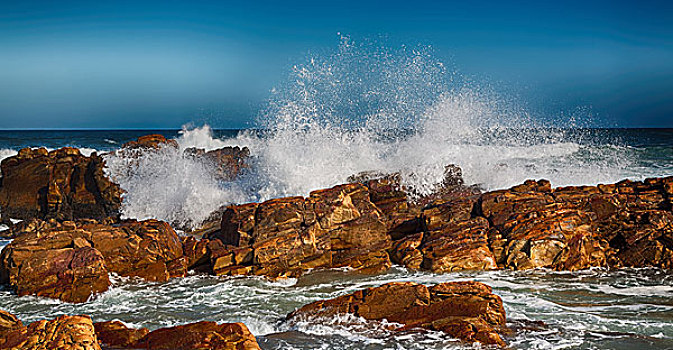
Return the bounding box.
[203,183,391,278]
[201,168,672,277]
[121,134,178,150]
[0,310,261,350]
[0,147,121,221]
[0,311,23,338]
[184,146,250,182]
[94,321,149,349]
[131,321,261,350]
[0,219,184,302]
[287,281,507,346]
[0,314,101,350]
[94,320,262,349]
[481,177,673,270]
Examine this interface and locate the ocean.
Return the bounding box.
[0,126,672,349]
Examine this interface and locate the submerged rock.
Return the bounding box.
[0,147,121,221]
[0,219,184,303]
[287,281,507,346]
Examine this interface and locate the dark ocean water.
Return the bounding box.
[0,128,672,151]
[0,127,672,349]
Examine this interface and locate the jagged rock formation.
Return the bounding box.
[184,146,250,181]
[0,147,121,221]
[287,281,507,346]
[121,134,178,150]
[0,219,184,302]
[0,310,261,350]
[0,314,101,350]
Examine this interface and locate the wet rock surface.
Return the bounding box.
[0,147,121,221]
[0,219,184,302]
[184,146,250,182]
[204,183,391,278]
[121,134,178,150]
[0,313,101,350]
[0,310,261,350]
[287,281,508,346]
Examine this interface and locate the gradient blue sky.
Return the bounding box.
[1,0,672,128]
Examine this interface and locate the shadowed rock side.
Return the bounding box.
[0,219,184,303]
[0,147,121,222]
[287,281,507,346]
[0,310,261,350]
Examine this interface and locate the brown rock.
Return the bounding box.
[0,314,101,350]
[121,134,178,150]
[133,321,261,350]
[0,224,110,303]
[207,183,390,278]
[184,146,250,181]
[0,310,22,338]
[288,281,507,346]
[0,147,121,221]
[95,321,149,349]
[89,219,184,282]
[0,219,184,302]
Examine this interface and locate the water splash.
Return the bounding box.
[104,36,642,225]
[104,126,248,229]
[231,36,635,201]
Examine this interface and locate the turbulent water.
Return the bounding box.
[0,37,672,349]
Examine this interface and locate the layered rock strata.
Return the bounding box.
[287,281,508,346]
[0,219,184,302]
[0,147,121,221]
[0,310,261,350]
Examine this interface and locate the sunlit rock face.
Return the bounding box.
[287,281,508,346]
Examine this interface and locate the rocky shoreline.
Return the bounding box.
[0,135,671,349]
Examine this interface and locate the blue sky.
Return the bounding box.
[1,0,672,128]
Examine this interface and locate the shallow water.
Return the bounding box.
[0,266,671,349]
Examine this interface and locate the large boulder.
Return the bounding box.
[390,196,497,272]
[94,321,149,349]
[96,319,261,350]
[0,314,101,350]
[0,219,185,302]
[0,147,121,221]
[133,321,261,350]
[287,281,507,346]
[205,183,391,278]
[88,219,184,282]
[0,310,261,350]
[0,310,23,338]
